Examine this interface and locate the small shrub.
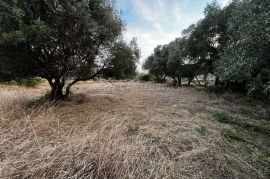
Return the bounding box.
[126,124,139,136]
[196,126,208,136]
[166,80,179,88]
[222,128,246,142]
[242,122,270,134]
[238,107,251,116]
[76,94,87,104]
[213,112,234,124]
[8,77,44,88]
[247,79,270,100]
[207,86,224,95]
[137,73,153,82]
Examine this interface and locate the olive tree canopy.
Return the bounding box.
[0,0,124,100]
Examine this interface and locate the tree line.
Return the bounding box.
[143,0,270,99]
[0,0,140,100]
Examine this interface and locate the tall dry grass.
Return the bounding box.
[0,82,268,178]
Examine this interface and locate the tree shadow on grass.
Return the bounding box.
[25,93,55,109]
[25,92,91,110]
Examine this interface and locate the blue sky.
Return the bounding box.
[115,0,231,71]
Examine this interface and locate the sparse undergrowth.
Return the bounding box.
[213,112,270,134]
[0,81,269,178]
[222,128,246,142]
[3,77,44,88]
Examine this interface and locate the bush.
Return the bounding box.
[166,80,179,88]
[126,124,139,136]
[7,77,44,88]
[247,79,270,100]
[137,73,153,82]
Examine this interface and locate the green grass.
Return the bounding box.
[196,126,209,136]
[221,128,246,142]
[245,144,270,177]
[127,124,139,136]
[221,127,270,177]
[213,112,270,135]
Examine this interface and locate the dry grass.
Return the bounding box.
[0,81,269,179]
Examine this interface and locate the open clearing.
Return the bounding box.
[0,81,270,179]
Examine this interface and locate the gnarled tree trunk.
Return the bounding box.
[177,76,182,85]
[48,79,65,100]
[188,77,193,86]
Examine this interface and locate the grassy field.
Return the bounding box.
[0,81,269,178]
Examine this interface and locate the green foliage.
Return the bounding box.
[137,73,153,82]
[213,112,232,123]
[215,0,270,97]
[143,38,200,85]
[0,0,124,100]
[196,126,209,136]
[184,1,221,75]
[144,2,222,85]
[6,77,43,88]
[144,0,270,100]
[166,38,188,82]
[104,38,140,80]
[143,45,169,81]
[221,128,246,142]
[247,79,270,100]
[213,112,270,134]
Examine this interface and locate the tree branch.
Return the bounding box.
[64,58,110,97]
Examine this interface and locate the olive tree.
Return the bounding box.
[143,45,169,82]
[215,0,270,98]
[104,38,140,79]
[0,0,123,100]
[166,38,189,85]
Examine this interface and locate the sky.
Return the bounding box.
[115,0,231,71]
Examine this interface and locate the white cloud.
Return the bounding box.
[157,0,164,8]
[132,0,155,22]
[124,0,203,72]
[123,27,180,72]
[220,0,231,7]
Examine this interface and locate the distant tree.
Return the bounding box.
[143,45,169,82]
[0,0,123,100]
[184,2,222,84]
[143,0,269,100]
[145,38,202,85]
[104,38,140,79]
[167,38,189,85]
